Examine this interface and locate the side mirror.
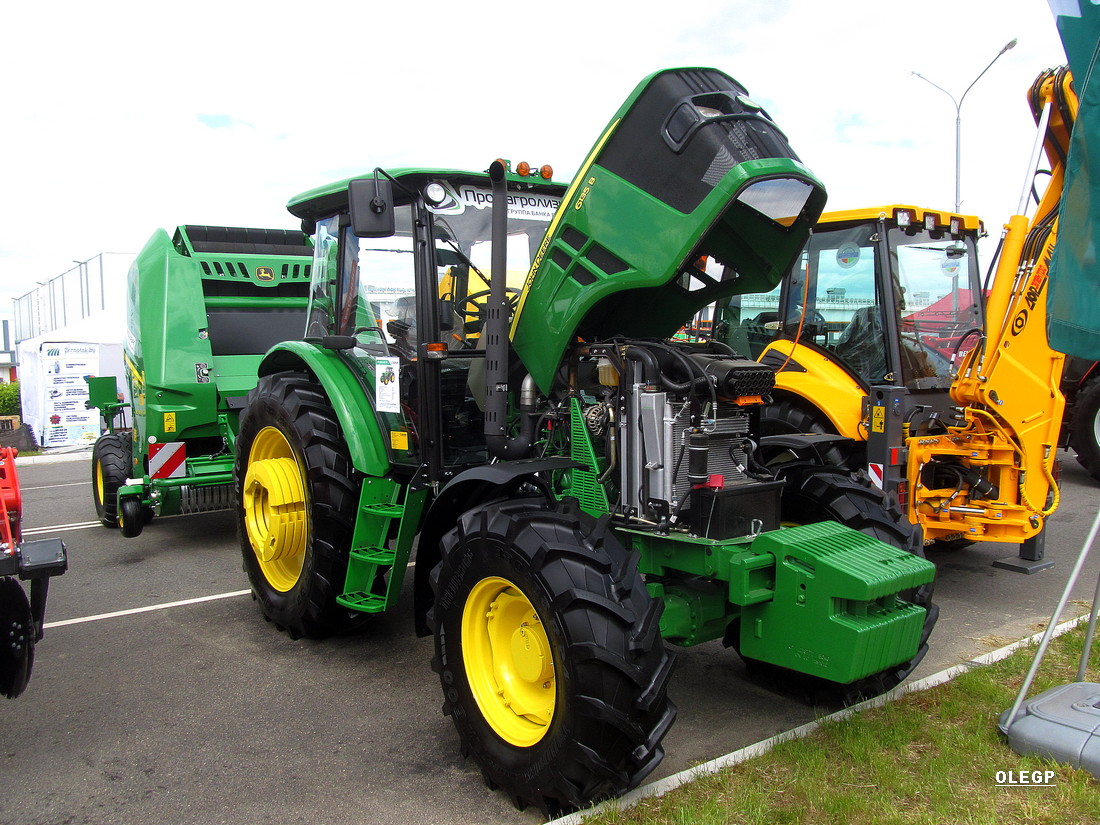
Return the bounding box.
[349,177,395,238]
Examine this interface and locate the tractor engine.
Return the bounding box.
[573,340,783,538]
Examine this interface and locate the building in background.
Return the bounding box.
[0,321,16,383]
[13,253,131,344]
[11,252,131,448]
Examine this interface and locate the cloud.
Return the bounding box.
[197,114,244,130]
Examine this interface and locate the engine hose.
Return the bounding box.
[622,344,661,388]
[668,437,691,526]
[950,328,983,368]
[1051,66,1075,163]
[637,339,716,416]
[902,406,924,441]
[652,341,709,393]
[485,373,539,460]
[597,398,618,484]
[933,463,967,513]
[618,339,694,392]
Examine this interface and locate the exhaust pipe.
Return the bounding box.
[485,160,534,460]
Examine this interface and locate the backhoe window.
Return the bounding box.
[719,224,888,383]
[889,230,981,388]
[808,227,887,381]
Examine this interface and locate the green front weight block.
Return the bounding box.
[739,521,935,684]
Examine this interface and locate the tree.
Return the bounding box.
[0,382,22,418]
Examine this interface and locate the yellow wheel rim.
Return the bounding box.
[94,460,105,508]
[461,576,556,747]
[242,427,308,592]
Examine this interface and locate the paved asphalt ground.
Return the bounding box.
[2,451,1099,825]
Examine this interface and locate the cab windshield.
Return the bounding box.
[888,229,982,388]
[325,181,557,354]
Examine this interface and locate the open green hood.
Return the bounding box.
[510,67,827,393]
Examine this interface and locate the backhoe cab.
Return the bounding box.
[714,205,987,508]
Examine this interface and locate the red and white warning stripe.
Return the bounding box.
[149,442,187,479]
[867,462,884,489]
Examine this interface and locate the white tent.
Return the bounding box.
[16,305,129,449]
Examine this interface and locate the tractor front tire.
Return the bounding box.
[235,371,364,640]
[430,497,676,815]
[92,432,131,528]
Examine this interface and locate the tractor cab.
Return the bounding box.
[285,166,566,478]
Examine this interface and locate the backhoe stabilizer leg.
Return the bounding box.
[993,528,1056,574]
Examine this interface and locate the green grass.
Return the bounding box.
[582,622,1100,825]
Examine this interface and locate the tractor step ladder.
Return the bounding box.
[338,480,407,613]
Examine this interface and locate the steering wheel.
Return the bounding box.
[456,288,521,328]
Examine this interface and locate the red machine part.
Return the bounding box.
[0,446,23,549]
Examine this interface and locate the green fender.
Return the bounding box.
[258,341,390,477]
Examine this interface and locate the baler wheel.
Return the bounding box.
[91,432,131,528]
[235,371,365,639]
[431,496,676,815]
[118,497,145,538]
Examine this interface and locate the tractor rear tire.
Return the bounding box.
[430,496,676,815]
[752,466,938,703]
[1071,377,1100,482]
[92,432,131,528]
[235,371,365,640]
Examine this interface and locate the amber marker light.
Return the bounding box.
[540,165,553,179]
[516,161,531,176]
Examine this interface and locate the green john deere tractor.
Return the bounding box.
[235,67,937,814]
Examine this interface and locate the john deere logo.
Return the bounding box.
[255,266,275,281]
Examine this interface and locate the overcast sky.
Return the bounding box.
[1,0,1071,324]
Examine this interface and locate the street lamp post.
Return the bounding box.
[912,39,1017,213]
